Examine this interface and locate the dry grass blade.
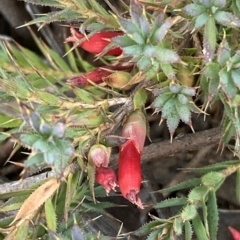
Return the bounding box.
[10,178,60,226]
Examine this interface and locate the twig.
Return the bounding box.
[111,126,222,167]
[0,127,222,194]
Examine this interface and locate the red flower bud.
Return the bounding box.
[121,110,146,153]
[229,226,240,240]
[95,167,117,195]
[118,140,143,209]
[68,64,133,87]
[88,144,110,168]
[65,27,123,56]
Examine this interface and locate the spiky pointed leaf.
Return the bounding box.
[45,199,57,232]
[207,191,218,240]
[203,16,217,63]
[192,214,210,240]
[154,197,188,209]
[158,178,201,193]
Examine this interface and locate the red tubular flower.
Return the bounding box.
[95,167,117,195]
[229,226,240,240]
[68,64,133,86]
[118,111,147,209]
[118,140,143,209]
[65,27,123,56]
[88,144,110,168]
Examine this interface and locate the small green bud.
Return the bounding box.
[103,71,132,90]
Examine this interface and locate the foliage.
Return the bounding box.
[0,0,240,239]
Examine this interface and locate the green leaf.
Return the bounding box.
[173,218,183,236]
[201,172,225,190]
[217,39,231,66]
[195,12,210,28]
[0,216,14,228]
[188,186,209,203]
[20,0,61,7]
[229,50,240,66]
[159,178,201,193]
[165,104,180,140]
[184,160,240,173]
[161,98,176,118]
[208,77,219,99]
[0,202,23,212]
[134,89,148,110]
[137,55,152,72]
[236,168,240,204]
[192,214,210,240]
[145,62,160,80]
[213,0,226,8]
[219,68,237,99]
[118,17,139,34]
[134,220,163,236]
[0,77,31,99]
[0,114,22,128]
[176,102,191,124]
[231,70,240,88]
[160,63,176,79]
[154,197,188,209]
[153,18,175,42]
[122,45,144,56]
[184,221,193,240]
[139,13,150,37]
[130,0,142,28]
[112,35,136,47]
[180,86,196,97]
[152,92,173,110]
[214,11,240,28]
[45,199,57,232]
[181,204,197,221]
[154,47,180,63]
[87,163,96,201]
[147,229,163,240]
[183,3,206,17]
[177,94,189,104]
[37,91,61,106]
[207,191,218,240]
[14,220,29,240]
[203,63,220,79]
[199,0,212,7]
[18,102,52,135]
[19,133,40,147]
[203,16,217,62]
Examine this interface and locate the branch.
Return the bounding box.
[0,127,222,194]
[111,126,222,167]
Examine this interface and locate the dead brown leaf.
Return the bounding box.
[10,178,60,226]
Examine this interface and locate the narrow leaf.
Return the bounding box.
[203,17,217,62]
[134,89,148,110]
[181,205,197,222]
[45,199,57,232]
[185,221,193,240]
[158,178,201,193]
[134,220,163,236]
[192,214,210,240]
[207,191,218,240]
[214,11,240,28]
[236,168,240,204]
[154,197,188,209]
